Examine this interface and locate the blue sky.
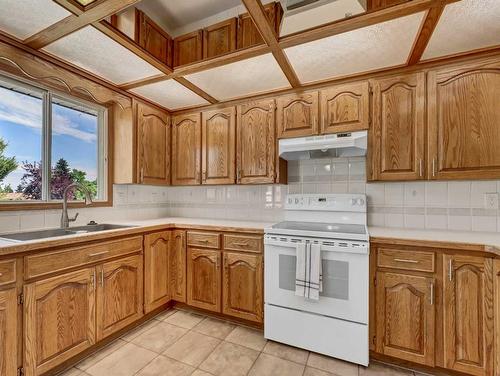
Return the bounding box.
[0,86,98,189]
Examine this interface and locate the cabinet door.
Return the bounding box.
[320,81,369,134]
[237,99,276,184]
[170,230,187,302]
[144,231,170,313]
[202,107,236,185]
[375,272,435,366]
[24,268,95,376]
[494,260,500,374]
[136,100,171,185]
[237,3,282,49]
[222,252,263,322]
[172,113,202,185]
[277,91,319,139]
[187,248,221,312]
[428,58,500,180]
[203,18,237,59]
[370,73,425,181]
[443,255,494,376]
[136,9,172,66]
[96,255,143,341]
[173,30,203,67]
[0,288,17,376]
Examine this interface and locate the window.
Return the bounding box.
[0,75,108,204]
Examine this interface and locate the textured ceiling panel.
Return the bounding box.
[131,79,210,110]
[422,0,500,60]
[0,0,71,40]
[284,12,425,83]
[185,54,290,100]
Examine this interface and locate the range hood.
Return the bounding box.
[279,131,367,160]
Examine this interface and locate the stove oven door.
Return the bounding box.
[264,235,369,324]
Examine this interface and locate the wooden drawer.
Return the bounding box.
[377,248,435,273]
[25,236,143,279]
[0,259,16,286]
[223,234,262,253]
[187,231,220,249]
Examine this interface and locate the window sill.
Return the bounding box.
[0,200,113,211]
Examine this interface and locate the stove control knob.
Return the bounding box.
[294,198,299,204]
[358,198,365,206]
[350,198,357,205]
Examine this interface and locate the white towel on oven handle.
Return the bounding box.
[295,241,323,300]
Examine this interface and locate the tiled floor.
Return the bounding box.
[59,309,430,376]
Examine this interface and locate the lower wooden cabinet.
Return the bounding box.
[187,248,221,312]
[494,260,500,374]
[222,252,263,322]
[0,288,17,376]
[144,231,171,313]
[170,230,187,302]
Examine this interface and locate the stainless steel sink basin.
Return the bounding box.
[0,224,135,242]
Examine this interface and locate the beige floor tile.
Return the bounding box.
[163,331,221,367]
[153,308,177,321]
[86,343,157,376]
[120,319,160,342]
[199,341,259,376]
[193,317,236,339]
[304,367,336,376]
[262,341,309,364]
[58,368,87,376]
[135,355,195,376]
[225,326,267,351]
[164,310,205,329]
[192,370,213,376]
[307,353,359,376]
[132,322,188,353]
[248,353,305,376]
[76,339,127,371]
[359,362,413,376]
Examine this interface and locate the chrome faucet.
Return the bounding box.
[60,183,93,229]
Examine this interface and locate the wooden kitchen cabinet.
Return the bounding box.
[136,100,171,185]
[135,9,173,66]
[427,57,500,180]
[0,288,17,376]
[96,255,143,341]
[369,73,426,181]
[320,81,370,134]
[237,2,283,49]
[367,0,409,11]
[173,30,203,67]
[24,268,96,376]
[276,91,319,139]
[375,271,435,366]
[201,107,236,185]
[203,18,237,59]
[172,113,202,185]
[170,230,187,302]
[443,254,494,376]
[187,248,221,312]
[236,99,276,184]
[144,231,171,313]
[222,252,263,323]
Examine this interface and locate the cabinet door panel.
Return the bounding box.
[443,255,494,376]
[277,91,319,139]
[0,288,17,376]
[172,113,202,185]
[237,99,275,184]
[136,9,172,66]
[144,231,170,313]
[237,3,282,49]
[320,82,369,134]
[375,272,435,366]
[173,30,203,67]
[97,255,143,341]
[222,252,263,322]
[202,107,236,185]
[170,230,187,302]
[370,73,425,181]
[428,58,500,179]
[136,101,170,185]
[24,268,95,376]
[187,248,221,312]
[203,18,237,59]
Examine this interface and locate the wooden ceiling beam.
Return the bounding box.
[174,77,218,104]
[25,0,140,49]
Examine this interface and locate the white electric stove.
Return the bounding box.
[264,193,370,366]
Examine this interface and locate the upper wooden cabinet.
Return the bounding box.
[428,58,500,180]
[170,230,187,303]
[237,99,276,184]
[144,231,171,313]
[202,107,236,185]
[238,2,283,49]
[187,248,221,312]
[173,30,203,67]
[277,91,319,139]
[203,19,237,59]
[367,0,409,11]
[0,288,17,376]
[136,100,171,185]
[369,73,426,181]
[135,9,173,66]
[320,82,370,134]
[172,113,202,185]
[443,254,494,376]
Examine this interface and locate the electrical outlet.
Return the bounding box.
[484,193,499,209]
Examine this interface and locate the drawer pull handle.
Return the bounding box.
[393,258,419,264]
[88,251,109,258]
[233,242,249,246]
